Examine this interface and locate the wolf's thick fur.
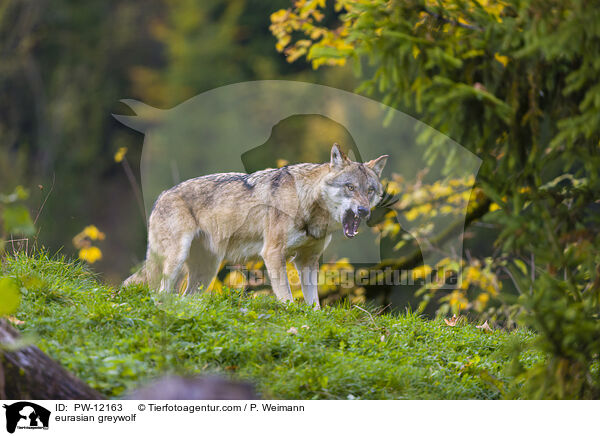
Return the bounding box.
[125,144,388,308]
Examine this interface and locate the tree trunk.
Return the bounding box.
[0,319,104,400]
[0,351,5,401]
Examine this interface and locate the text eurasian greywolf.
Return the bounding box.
[125,144,388,308]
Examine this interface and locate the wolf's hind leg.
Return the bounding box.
[123,262,147,286]
[157,232,194,294]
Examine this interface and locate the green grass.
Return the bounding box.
[1,252,543,399]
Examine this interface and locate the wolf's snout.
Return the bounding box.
[357,206,370,219]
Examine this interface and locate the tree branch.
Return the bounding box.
[421,6,482,31]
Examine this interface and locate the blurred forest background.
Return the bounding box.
[0,0,358,283]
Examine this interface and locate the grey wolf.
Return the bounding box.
[124,143,388,308]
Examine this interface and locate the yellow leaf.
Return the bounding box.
[494,53,509,67]
[270,9,288,23]
[412,45,420,59]
[83,225,105,241]
[224,270,247,289]
[449,289,468,310]
[385,180,402,195]
[275,35,291,52]
[207,276,223,294]
[477,293,490,304]
[79,246,103,264]
[114,147,128,163]
[412,264,432,280]
[178,272,189,296]
[276,158,289,168]
[457,16,471,26]
[404,207,420,221]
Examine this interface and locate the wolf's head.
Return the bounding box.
[321,143,388,238]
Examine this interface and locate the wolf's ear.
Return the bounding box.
[112,99,163,132]
[330,143,349,169]
[365,155,389,177]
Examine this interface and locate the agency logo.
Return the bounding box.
[2,402,50,434]
[114,81,480,278]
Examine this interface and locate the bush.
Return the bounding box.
[270,0,600,398]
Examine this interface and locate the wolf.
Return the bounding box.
[124,143,388,308]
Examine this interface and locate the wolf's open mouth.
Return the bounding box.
[342,209,361,238]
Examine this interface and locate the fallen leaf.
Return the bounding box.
[380,335,386,342]
[287,327,298,334]
[6,316,25,325]
[444,314,460,326]
[476,320,493,333]
[301,325,310,330]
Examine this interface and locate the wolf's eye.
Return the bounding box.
[368,187,375,195]
[346,184,355,191]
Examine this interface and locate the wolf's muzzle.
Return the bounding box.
[357,206,370,219]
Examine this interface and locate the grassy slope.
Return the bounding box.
[2,253,542,399]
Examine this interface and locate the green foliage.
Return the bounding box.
[0,186,35,253]
[0,0,165,261]
[0,277,21,316]
[3,253,541,399]
[506,271,600,398]
[132,0,304,107]
[2,206,35,236]
[271,0,600,398]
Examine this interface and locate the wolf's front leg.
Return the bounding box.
[294,257,320,309]
[262,247,293,302]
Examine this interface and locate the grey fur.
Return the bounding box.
[124,143,388,308]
